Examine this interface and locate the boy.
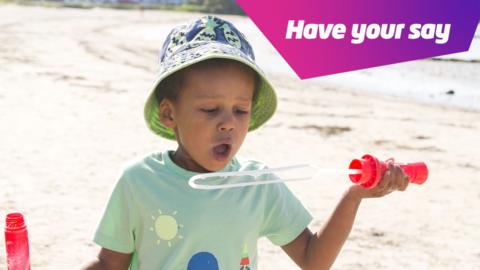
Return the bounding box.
[82,16,409,270]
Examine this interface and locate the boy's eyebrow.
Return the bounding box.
[194,94,252,101]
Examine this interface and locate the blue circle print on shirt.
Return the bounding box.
[187,252,219,270]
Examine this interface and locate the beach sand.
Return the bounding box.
[0,4,479,269]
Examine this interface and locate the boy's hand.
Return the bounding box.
[348,162,409,200]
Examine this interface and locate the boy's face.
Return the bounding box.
[159,63,255,172]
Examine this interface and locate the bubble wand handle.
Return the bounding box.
[5,213,31,270]
[348,154,429,188]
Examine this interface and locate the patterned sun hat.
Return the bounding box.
[144,15,277,140]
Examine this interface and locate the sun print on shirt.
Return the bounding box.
[150,209,184,247]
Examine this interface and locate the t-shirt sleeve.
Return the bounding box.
[93,171,137,254]
[259,182,313,246]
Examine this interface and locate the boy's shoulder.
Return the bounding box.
[118,151,168,179]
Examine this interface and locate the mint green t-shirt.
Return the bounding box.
[94,151,312,270]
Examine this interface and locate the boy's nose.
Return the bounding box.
[218,112,235,132]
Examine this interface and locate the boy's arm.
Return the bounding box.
[282,163,409,270]
[281,187,362,270]
[81,248,132,270]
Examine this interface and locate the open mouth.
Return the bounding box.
[212,143,231,161]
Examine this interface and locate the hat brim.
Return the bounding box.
[144,41,277,140]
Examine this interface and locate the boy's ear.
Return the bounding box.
[158,99,176,129]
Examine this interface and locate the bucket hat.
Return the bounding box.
[144,15,277,140]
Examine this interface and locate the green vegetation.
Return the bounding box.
[202,0,244,14]
[0,0,15,5]
[1,0,245,15]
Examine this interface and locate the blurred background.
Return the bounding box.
[0,1,479,269]
[0,0,246,14]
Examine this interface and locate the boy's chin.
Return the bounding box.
[202,160,231,172]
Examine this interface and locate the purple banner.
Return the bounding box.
[236,0,480,79]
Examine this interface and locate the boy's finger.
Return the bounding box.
[377,169,391,190]
[391,165,408,191]
[383,163,394,180]
[389,164,402,189]
[397,170,409,191]
[390,166,405,190]
[398,175,409,191]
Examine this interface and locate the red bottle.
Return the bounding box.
[349,154,428,188]
[5,213,31,270]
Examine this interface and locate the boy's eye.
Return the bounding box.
[201,108,218,113]
[235,108,249,115]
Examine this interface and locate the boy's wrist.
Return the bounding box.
[345,185,367,202]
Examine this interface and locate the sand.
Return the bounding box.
[0,4,479,270]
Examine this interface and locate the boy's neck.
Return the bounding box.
[169,149,211,173]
